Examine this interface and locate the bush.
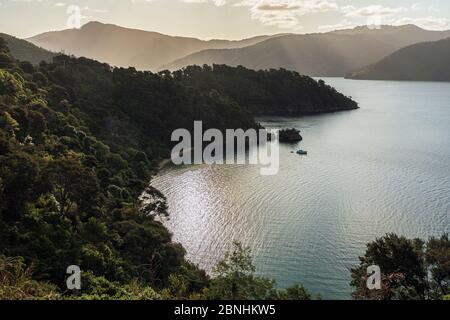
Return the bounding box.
[0,256,60,300]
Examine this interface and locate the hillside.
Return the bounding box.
[27,21,282,71]
[0,33,55,64]
[172,65,358,115]
[0,34,357,298]
[163,25,450,76]
[347,37,450,81]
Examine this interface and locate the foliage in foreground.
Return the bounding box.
[1,243,312,300]
[168,242,313,300]
[351,233,450,300]
[0,256,60,300]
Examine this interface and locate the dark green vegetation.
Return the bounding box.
[2,35,354,300]
[0,34,448,300]
[279,128,303,143]
[0,256,61,300]
[172,65,357,115]
[347,38,450,81]
[0,242,312,300]
[0,36,253,300]
[0,33,56,65]
[351,234,450,300]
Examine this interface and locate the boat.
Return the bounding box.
[296,150,308,155]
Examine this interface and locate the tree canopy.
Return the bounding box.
[0,37,328,300]
[351,233,450,300]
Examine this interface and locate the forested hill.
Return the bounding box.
[0,35,356,298]
[347,37,450,81]
[0,33,56,65]
[170,65,358,115]
[0,36,252,299]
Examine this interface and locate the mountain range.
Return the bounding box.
[347,37,450,81]
[163,25,450,76]
[27,21,282,70]
[26,22,450,77]
[0,22,444,81]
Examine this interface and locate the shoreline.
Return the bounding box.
[158,158,172,170]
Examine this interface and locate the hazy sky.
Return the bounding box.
[1,0,450,39]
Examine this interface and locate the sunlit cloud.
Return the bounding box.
[233,0,339,29]
[2,0,450,38]
[393,16,450,30]
[181,0,227,6]
[341,5,408,18]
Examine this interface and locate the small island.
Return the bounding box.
[279,128,303,143]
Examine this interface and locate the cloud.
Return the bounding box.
[181,0,227,6]
[392,16,450,30]
[232,1,450,32]
[234,0,339,29]
[5,0,450,33]
[318,19,357,32]
[337,4,450,31]
[341,5,408,18]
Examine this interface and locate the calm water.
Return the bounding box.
[152,78,450,299]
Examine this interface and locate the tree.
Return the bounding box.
[0,70,24,98]
[0,52,14,69]
[45,158,99,218]
[111,211,186,286]
[0,37,9,53]
[0,44,359,301]
[0,256,60,300]
[0,152,43,221]
[139,186,168,218]
[205,242,311,300]
[426,234,450,298]
[351,234,432,300]
[277,284,312,300]
[0,111,20,138]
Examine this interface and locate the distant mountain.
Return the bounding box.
[347,37,450,81]
[163,25,450,76]
[0,33,55,64]
[28,21,282,71]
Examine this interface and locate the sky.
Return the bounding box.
[1,0,450,39]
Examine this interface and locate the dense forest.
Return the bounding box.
[1,36,208,299]
[171,64,358,115]
[1,36,347,299]
[1,35,447,300]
